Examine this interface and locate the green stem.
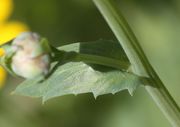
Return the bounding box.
[92,0,180,126]
[52,49,130,71]
[74,53,130,70]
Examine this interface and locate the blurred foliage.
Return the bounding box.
[1,0,180,127]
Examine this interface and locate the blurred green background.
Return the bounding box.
[1,0,180,127]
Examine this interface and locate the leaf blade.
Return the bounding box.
[13,62,143,102]
[13,40,145,102]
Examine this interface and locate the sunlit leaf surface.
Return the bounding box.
[13,40,144,102]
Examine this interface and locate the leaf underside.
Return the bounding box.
[13,40,144,102]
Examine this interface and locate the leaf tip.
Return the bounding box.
[128,89,135,96]
[92,93,98,99]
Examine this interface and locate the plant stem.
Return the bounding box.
[52,49,130,71]
[73,53,130,70]
[92,0,180,126]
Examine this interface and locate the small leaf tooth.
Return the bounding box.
[92,93,98,99]
[73,93,78,96]
[42,97,47,104]
[128,88,134,96]
[112,91,116,95]
[112,89,120,95]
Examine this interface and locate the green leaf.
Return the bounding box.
[13,62,143,102]
[55,40,130,71]
[0,44,17,77]
[0,55,17,77]
[58,39,129,63]
[12,40,145,102]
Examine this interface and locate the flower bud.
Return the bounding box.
[9,32,51,79]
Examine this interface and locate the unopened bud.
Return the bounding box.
[1,32,51,79]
